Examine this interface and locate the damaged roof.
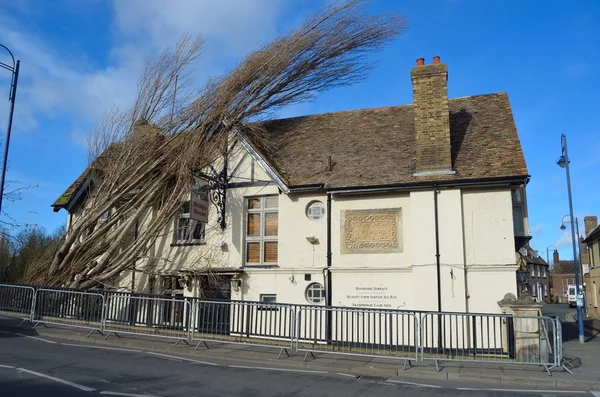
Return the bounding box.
[53,92,529,211]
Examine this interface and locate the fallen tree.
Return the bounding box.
[23,0,406,289]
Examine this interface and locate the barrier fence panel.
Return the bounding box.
[295,306,419,368]
[0,284,35,326]
[191,300,295,358]
[420,312,559,375]
[103,294,191,346]
[33,288,105,337]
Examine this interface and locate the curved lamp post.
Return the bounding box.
[0,44,20,216]
[546,244,557,266]
[557,133,585,344]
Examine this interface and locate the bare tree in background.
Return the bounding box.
[23,0,406,289]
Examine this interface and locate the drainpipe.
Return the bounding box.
[433,185,443,350]
[433,185,442,312]
[326,193,332,343]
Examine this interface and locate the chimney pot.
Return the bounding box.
[433,56,441,64]
[416,58,425,66]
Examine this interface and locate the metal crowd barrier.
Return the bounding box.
[103,294,191,346]
[191,300,295,359]
[0,284,35,326]
[420,312,560,374]
[0,282,564,375]
[295,306,419,369]
[33,288,105,337]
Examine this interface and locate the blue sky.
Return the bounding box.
[0,0,598,261]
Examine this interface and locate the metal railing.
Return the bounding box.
[0,284,35,326]
[295,306,419,368]
[420,311,560,374]
[191,300,295,358]
[33,288,105,337]
[0,282,563,374]
[103,294,192,346]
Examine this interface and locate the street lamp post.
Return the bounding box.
[557,133,585,344]
[0,44,20,217]
[546,244,557,266]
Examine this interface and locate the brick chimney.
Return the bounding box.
[411,56,453,175]
[584,216,597,236]
[553,249,559,264]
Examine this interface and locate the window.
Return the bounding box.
[305,283,325,304]
[542,266,547,278]
[260,294,277,304]
[245,196,278,265]
[530,264,535,277]
[544,283,548,297]
[173,202,205,245]
[512,187,526,235]
[567,278,575,286]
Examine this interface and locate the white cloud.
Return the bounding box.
[0,0,301,148]
[529,223,544,236]
[555,231,573,249]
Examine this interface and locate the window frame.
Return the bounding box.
[305,282,325,304]
[512,187,526,235]
[172,201,206,246]
[244,196,278,266]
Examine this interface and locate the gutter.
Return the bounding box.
[327,176,530,195]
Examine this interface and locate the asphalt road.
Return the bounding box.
[542,303,575,321]
[0,330,596,397]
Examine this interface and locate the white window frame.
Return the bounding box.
[305,283,325,304]
[173,202,205,245]
[244,196,278,266]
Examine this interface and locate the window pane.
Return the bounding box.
[248,198,261,209]
[264,213,278,236]
[260,295,276,303]
[181,202,190,214]
[264,196,278,209]
[192,222,204,240]
[177,218,189,241]
[513,205,524,233]
[247,214,261,236]
[247,242,260,263]
[264,241,278,263]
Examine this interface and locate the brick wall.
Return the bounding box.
[411,59,452,173]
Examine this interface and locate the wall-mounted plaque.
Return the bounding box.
[341,209,402,254]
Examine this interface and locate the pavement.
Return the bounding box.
[1,313,600,394]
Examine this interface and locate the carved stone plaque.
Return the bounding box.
[341,209,402,254]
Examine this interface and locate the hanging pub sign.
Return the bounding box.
[190,174,209,223]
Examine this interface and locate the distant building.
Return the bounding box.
[516,245,550,302]
[583,216,599,320]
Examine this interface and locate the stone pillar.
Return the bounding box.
[498,292,547,363]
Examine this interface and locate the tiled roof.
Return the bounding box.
[51,143,121,211]
[254,92,528,189]
[53,92,529,210]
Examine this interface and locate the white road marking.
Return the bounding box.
[386,379,441,388]
[336,372,357,378]
[228,364,328,374]
[60,342,141,353]
[100,391,160,397]
[589,392,600,397]
[17,367,96,392]
[0,364,15,369]
[14,333,57,344]
[146,352,218,366]
[457,387,587,394]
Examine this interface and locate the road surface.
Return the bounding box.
[0,329,596,397]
